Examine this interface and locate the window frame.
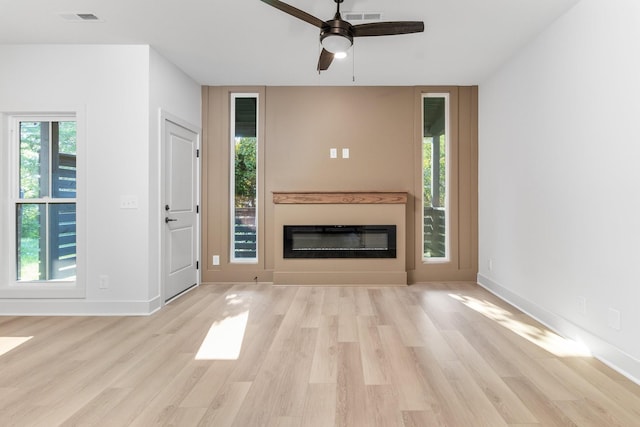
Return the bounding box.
[229,93,259,264]
[421,93,451,263]
[2,112,85,298]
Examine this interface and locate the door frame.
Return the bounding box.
[159,111,201,305]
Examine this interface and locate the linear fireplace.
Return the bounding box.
[283,225,396,259]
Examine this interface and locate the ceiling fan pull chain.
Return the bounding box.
[352,45,356,82]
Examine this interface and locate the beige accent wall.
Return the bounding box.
[201,86,478,284]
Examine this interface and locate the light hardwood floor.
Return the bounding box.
[1,282,639,426]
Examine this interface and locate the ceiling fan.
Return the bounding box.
[260,0,425,72]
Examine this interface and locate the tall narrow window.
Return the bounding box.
[422,94,449,260]
[15,118,77,281]
[230,94,258,262]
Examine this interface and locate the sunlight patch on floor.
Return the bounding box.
[0,336,33,357]
[225,294,244,306]
[195,311,249,360]
[449,294,591,358]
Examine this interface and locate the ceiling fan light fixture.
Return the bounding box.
[334,51,348,59]
[321,34,352,54]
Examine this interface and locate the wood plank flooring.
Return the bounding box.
[1,282,639,426]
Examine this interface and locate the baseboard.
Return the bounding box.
[0,295,162,316]
[477,273,640,386]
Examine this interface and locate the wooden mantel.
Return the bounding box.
[273,191,408,205]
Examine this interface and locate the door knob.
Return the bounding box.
[165,217,177,223]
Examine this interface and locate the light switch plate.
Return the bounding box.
[330,148,338,158]
[342,148,350,158]
[120,195,138,209]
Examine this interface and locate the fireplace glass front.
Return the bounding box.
[283,225,396,258]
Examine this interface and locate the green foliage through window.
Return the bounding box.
[234,137,257,208]
[423,135,446,208]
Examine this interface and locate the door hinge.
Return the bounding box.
[196,205,199,214]
[196,149,200,158]
[196,261,199,270]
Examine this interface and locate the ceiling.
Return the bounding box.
[0,0,580,86]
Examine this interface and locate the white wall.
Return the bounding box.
[479,0,640,382]
[148,48,202,301]
[0,44,201,314]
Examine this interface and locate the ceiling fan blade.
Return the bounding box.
[260,0,326,28]
[352,21,425,37]
[317,48,334,71]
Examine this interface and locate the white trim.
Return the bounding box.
[1,108,86,299]
[477,273,640,386]
[229,93,259,264]
[0,114,8,289]
[421,92,450,263]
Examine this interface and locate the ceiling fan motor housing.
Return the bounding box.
[320,19,354,52]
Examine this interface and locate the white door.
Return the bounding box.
[164,120,199,301]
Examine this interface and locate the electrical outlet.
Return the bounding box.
[99,275,109,289]
[212,255,220,265]
[608,308,621,330]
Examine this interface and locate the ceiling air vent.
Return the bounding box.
[77,13,100,20]
[59,12,104,22]
[343,11,382,22]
